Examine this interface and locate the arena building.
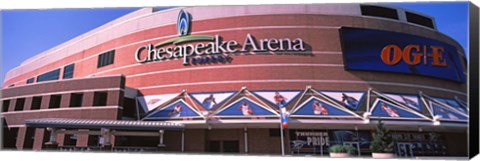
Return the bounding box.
[1,4,469,157]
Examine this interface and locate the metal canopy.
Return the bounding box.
[25,118,184,131]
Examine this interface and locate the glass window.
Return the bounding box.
[93,92,108,106]
[37,69,60,83]
[49,95,62,109]
[31,96,42,110]
[26,78,35,84]
[70,93,83,107]
[14,98,25,111]
[2,100,11,112]
[63,64,75,79]
[97,50,115,68]
[360,5,399,20]
[405,12,434,29]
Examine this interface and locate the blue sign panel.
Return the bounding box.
[340,27,465,83]
[292,98,353,116]
[371,100,422,119]
[252,91,302,108]
[146,101,201,119]
[433,98,468,114]
[431,103,468,120]
[320,91,365,111]
[215,98,276,116]
[190,92,235,110]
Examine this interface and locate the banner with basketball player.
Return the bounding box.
[290,97,358,117]
[432,97,468,115]
[143,100,204,120]
[320,91,364,111]
[370,99,425,119]
[429,101,468,121]
[252,91,302,108]
[213,97,278,117]
[137,94,179,112]
[190,92,235,110]
[384,94,421,111]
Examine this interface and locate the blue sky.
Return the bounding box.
[1,2,470,86]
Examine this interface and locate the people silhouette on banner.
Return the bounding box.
[202,94,217,110]
[380,102,399,117]
[312,100,328,115]
[274,92,288,108]
[341,93,358,110]
[169,103,183,117]
[238,101,254,116]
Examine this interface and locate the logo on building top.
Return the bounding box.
[134,9,307,66]
[177,9,190,36]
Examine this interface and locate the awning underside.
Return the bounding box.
[25,118,184,131]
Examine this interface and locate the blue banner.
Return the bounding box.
[340,27,465,83]
[215,98,277,116]
[292,98,354,116]
[371,100,423,119]
[145,101,201,119]
[431,103,468,120]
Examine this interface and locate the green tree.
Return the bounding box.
[369,120,394,153]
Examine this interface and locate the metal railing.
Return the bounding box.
[58,145,160,152]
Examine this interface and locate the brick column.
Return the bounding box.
[56,133,65,147]
[110,134,116,147]
[15,127,27,150]
[60,93,71,108]
[40,95,51,109]
[76,129,89,147]
[7,99,16,112]
[32,128,45,150]
[107,90,123,106]
[82,92,94,107]
[23,97,33,111]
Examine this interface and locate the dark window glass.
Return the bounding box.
[63,134,77,146]
[26,78,35,84]
[122,97,137,118]
[405,12,434,28]
[49,95,61,109]
[31,97,42,110]
[70,93,83,107]
[97,50,115,68]
[360,5,399,20]
[63,64,75,79]
[2,100,11,112]
[93,92,108,106]
[269,129,281,137]
[23,127,35,149]
[8,84,15,88]
[14,98,25,111]
[37,69,60,83]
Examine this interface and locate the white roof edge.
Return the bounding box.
[5,4,361,80]
[6,4,457,82]
[20,8,153,66]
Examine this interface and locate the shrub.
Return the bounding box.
[369,120,394,153]
[329,144,356,154]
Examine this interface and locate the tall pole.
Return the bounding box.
[280,119,285,156]
[181,130,185,152]
[244,127,248,153]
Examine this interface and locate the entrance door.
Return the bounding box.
[208,141,221,152]
[343,142,360,156]
[397,143,414,157]
[223,140,239,153]
[208,140,239,153]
